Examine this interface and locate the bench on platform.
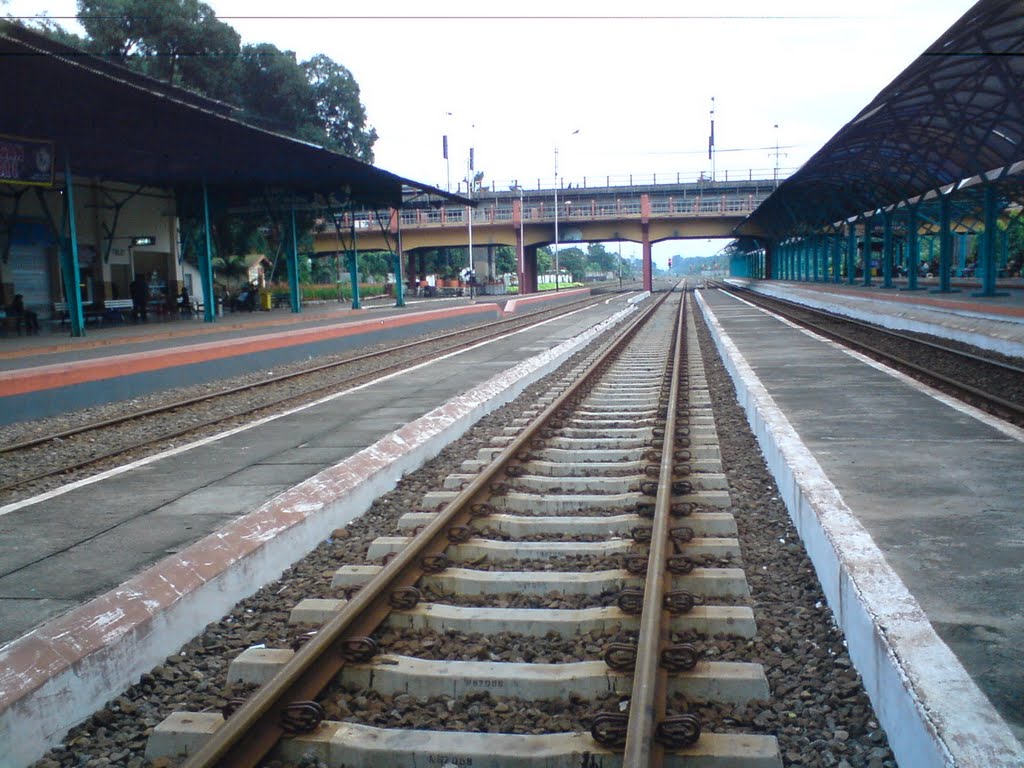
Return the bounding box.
[54,299,133,327]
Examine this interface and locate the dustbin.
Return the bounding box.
[259,290,272,310]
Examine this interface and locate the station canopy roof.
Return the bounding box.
[743,0,1024,236]
[1,21,467,210]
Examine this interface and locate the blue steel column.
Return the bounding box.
[933,194,956,293]
[288,207,301,313]
[903,207,923,291]
[847,223,857,284]
[347,211,361,309]
[61,157,85,337]
[974,184,1007,297]
[862,220,873,286]
[832,233,842,283]
[810,236,819,282]
[200,182,216,322]
[881,210,894,288]
[393,213,406,308]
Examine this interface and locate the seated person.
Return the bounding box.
[233,285,256,312]
[7,294,40,333]
[178,287,192,316]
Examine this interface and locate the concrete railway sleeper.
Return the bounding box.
[147,287,782,767]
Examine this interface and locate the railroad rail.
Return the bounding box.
[0,293,614,499]
[146,285,781,766]
[712,281,1024,427]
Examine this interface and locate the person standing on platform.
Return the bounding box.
[130,274,148,322]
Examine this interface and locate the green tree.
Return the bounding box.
[536,247,553,275]
[557,247,587,282]
[72,0,375,158]
[77,0,241,101]
[585,243,619,273]
[237,43,316,139]
[494,246,517,276]
[304,53,377,161]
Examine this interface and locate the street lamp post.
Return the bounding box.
[552,130,579,293]
[511,184,525,291]
[553,147,560,292]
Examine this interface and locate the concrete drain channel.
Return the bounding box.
[148,290,781,767]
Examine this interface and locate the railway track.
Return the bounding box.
[713,281,1024,426]
[0,294,614,499]
[145,287,782,767]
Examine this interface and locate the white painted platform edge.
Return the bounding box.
[627,291,651,305]
[0,303,636,768]
[695,290,1023,768]
[727,279,1024,358]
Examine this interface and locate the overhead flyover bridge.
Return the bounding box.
[313,176,777,293]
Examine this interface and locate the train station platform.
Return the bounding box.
[0,288,592,426]
[725,277,1024,358]
[0,287,636,767]
[697,284,1023,768]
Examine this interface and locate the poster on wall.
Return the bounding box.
[0,133,55,187]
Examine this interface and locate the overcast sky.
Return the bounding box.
[5,0,977,261]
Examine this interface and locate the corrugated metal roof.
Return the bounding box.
[744,0,1024,236]
[0,21,468,208]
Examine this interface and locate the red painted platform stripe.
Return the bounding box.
[0,304,498,398]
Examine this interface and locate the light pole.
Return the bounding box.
[443,111,454,192]
[553,129,579,292]
[618,241,623,288]
[510,184,525,292]
[553,147,560,292]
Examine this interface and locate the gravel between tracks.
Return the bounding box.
[26,299,896,768]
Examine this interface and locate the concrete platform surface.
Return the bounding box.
[698,286,1023,768]
[726,278,1024,357]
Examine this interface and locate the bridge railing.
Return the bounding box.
[384,190,769,230]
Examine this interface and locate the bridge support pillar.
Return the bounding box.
[641,194,652,292]
[522,244,539,294]
[641,224,652,292]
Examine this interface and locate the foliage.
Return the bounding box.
[77,0,242,102]
[283,282,385,301]
[1004,211,1024,275]
[211,252,249,288]
[72,0,375,158]
[305,54,377,162]
[536,247,553,274]
[585,243,621,273]
[555,246,587,282]
[494,246,517,276]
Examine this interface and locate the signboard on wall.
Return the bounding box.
[0,133,55,187]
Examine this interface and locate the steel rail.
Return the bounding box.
[717,283,1024,422]
[181,290,673,768]
[0,294,610,456]
[622,285,688,765]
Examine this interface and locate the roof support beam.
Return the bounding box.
[61,157,85,337]
[201,182,216,323]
